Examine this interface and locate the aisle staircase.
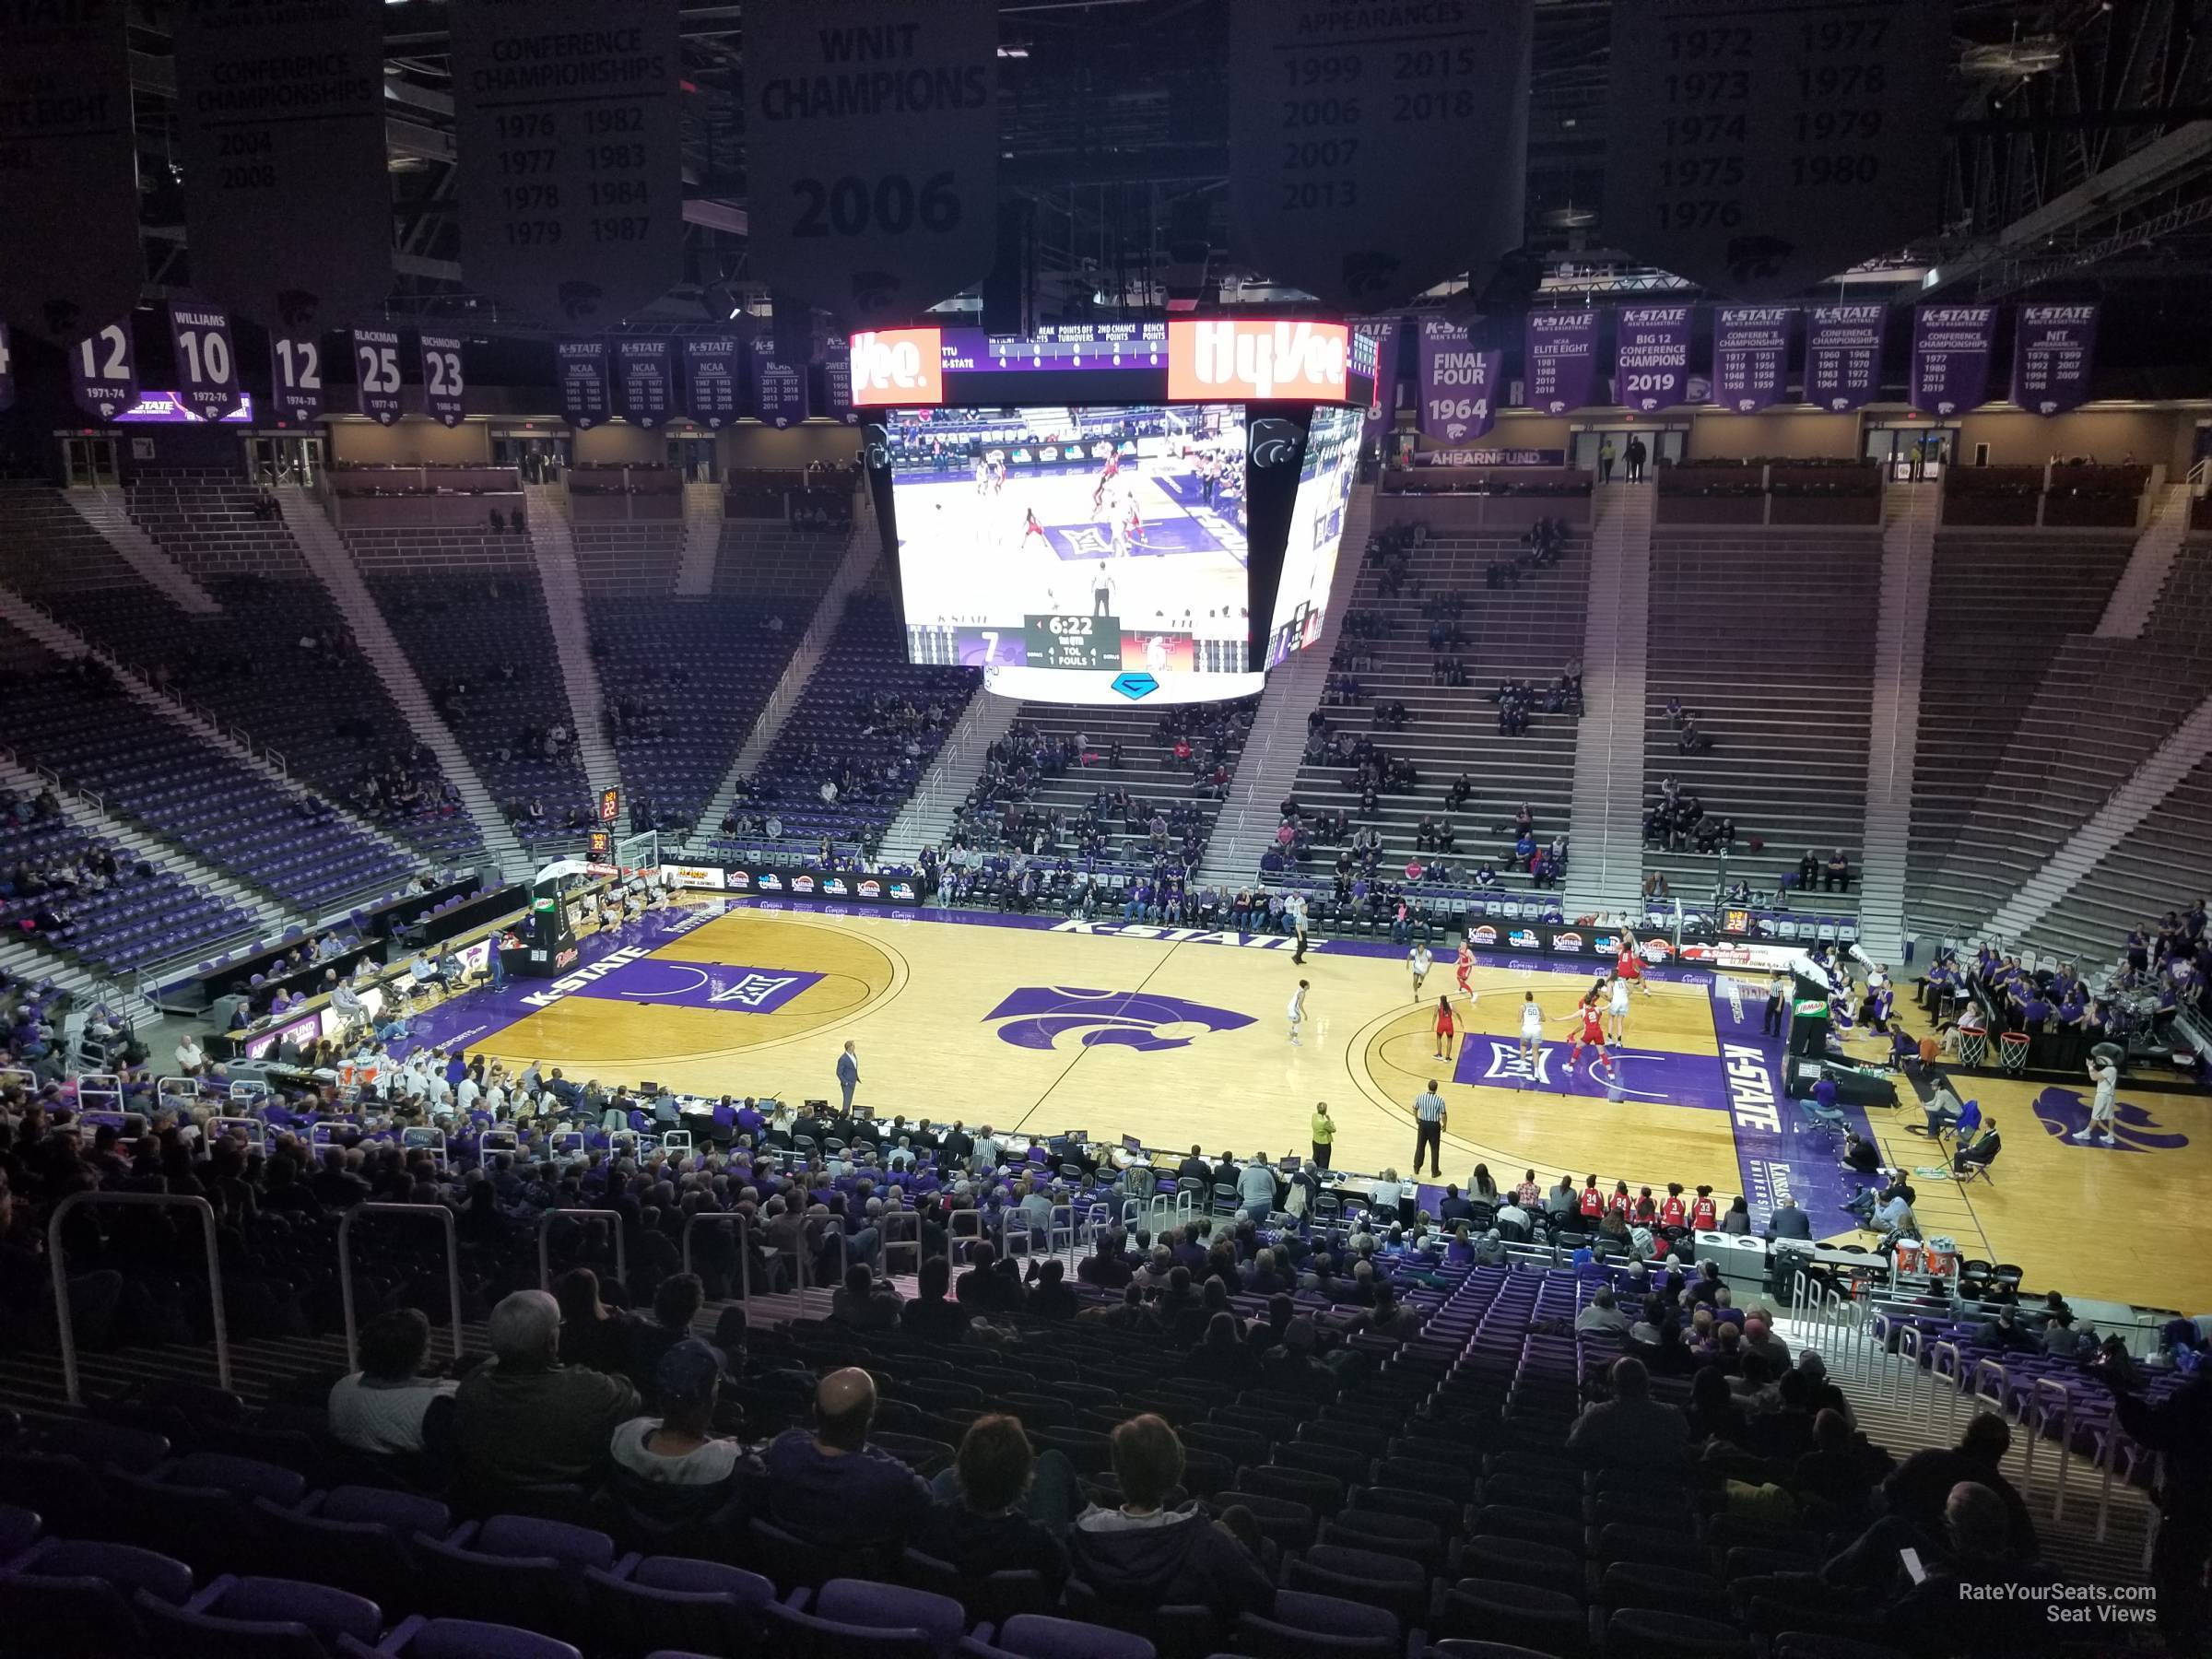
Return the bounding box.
[524,484,625,830]
[674,481,724,596]
[876,687,1021,863]
[64,488,221,615]
[1199,482,1376,884]
[1563,480,1653,912]
[1857,482,1939,960]
[2094,481,2195,639]
[275,488,530,880]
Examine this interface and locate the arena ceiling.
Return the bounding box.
[114,0,2212,375]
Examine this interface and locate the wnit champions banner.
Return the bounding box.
[1805,305,1887,412]
[1911,305,1999,418]
[1417,322,1501,443]
[1614,306,1694,412]
[1712,307,1794,414]
[2012,304,2099,417]
[1524,311,1599,417]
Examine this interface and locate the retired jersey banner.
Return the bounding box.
[419,335,467,428]
[744,0,998,326]
[351,328,405,425]
[1524,310,1599,417]
[1606,0,1951,300]
[69,321,138,422]
[1230,0,1532,313]
[452,0,684,325]
[1712,306,1794,414]
[558,338,610,429]
[750,335,809,428]
[0,324,14,414]
[2012,303,2099,417]
[171,0,394,334]
[1805,304,1886,411]
[0,1,142,343]
[1615,305,1696,412]
[1417,321,1501,443]
[167,301,244,420]
[684,336,745,428]
[1911,305,1998,418]
[616,338,672,428]
[268,334,325,425]
[1356,319,1401,437]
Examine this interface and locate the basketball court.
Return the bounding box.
[399,896,2212,1315]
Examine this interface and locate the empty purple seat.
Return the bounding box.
[135,1572,382,1659]
[764,1596,940,1659]
[993,1613,1157,1659]
[584,1555,773,1659]
[813,1577,968,1655]
[341,1615,582,1659]
[0,1536,194,1659]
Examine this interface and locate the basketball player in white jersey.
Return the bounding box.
[1408,944,1433,1000]
[1518,990,1546,1068]
[1606,971,1632,1045]
[1288,980,1310,1046]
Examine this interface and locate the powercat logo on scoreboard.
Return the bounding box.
[1167,319,1349,401]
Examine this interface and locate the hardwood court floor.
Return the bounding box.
[441,899,2212,1314]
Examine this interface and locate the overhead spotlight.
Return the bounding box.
[1963,36,2065,77]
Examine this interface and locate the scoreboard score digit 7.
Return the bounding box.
[1023,613,1117,670]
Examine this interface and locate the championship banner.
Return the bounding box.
[351,328,405,425]
[0,324,13,414]
[1911,305,1999,418]
[171,0,394,333]
[419,335,467,428]
[1712,306,1794,414]
[69,321,138,422]
[1524,310,1599,416]
[744,0,999,326]
[1355,320,1401,437]
[819,347,860,426]
[558,339,610,429]
[1416,321,1501,443]
[1614,305,1696,412]
[751,335,809,429]
[2011,303,2099,417]
[451,0,684,324]
[0,2,140,344]
[1229,0,1533,313]
[268,334,324,426]
[1604,0,1952,300]
[616,338,673,428]
[1806,304,1886,412]
[166,301,244,421]
[683,337,745,429]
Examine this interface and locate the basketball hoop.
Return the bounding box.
[1957,1030,1987,1067]
[1997,1030,2031,1076]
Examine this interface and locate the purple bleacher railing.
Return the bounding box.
[536,1208,629,1297]
[338,1203,465,1371]
[51,1190,229,1405]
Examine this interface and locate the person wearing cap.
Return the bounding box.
[606,1336,748,1537]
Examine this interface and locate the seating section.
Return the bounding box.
[2025,745,2212,964]
[573,522,684,596]
[126,478,310,579]
[343,528,537,578]
[0,630,418,912]
[1642,530,1881,911]
[713,517,852,598]
[590,597,810,830]
[369,575,592,842]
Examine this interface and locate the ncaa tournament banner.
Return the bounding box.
[1523,310,1598,417]
[750,335,809,429]
[684,336,745,429]
[419,335,467,428]
[1417,322,1501,444]
[0,324,14,414]
[166,301,244,420]
[744,0,998,326]
[268,334,325,425]
[351,328,405,425]
[1712,306,1794,414]
[558,339,610,429]
[451,0,684,325]
[1604,0,1951,300]
[69,321,138,422]
[1805,305,1886,412]
[616,338,673,428]
[171,0,394,334]
[1229,0,1532,313]
[1355,319,1401,438]
[2012,303,2099,417]
[1911,304,1999,418]
[0,1,142,343]
[1614,305,1695,412]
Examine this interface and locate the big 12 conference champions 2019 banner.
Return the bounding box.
[744,0,999,327]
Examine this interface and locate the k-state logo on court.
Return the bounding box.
[984,986,1255,1053]
[2031,1087,2189,1154]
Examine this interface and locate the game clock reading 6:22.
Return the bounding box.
[1024,614,1118,671]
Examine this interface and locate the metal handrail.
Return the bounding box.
[338,1203,464,1372]
[51,1191,229,1406]
[800,1217,848,1314]
[1930,1340,1966,1435]
[879,1208,922,1277]
[2027,1376,2076,1521]
[156,1076,202,1110]
[681,1210,755,1306]
[76,1072,123,1109]
[536,1207,629,1294]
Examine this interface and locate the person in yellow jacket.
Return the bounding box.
[1310,1100,1335,1171]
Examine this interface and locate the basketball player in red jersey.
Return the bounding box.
[1090,448,1123,512]
[1688,1185,1719,1230]
[1022,507,1048,547]
[1659,1182,1688,1231]
[1617,932,1651,996]
[1565,991,1608,1088]
[1454,941,1476,1000]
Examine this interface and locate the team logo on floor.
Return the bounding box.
[540,954,825,1015]
[984,985,1254,1052]
[2030,1087,2189,1154]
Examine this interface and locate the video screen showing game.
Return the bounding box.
[1263,404,1361,669]
[890,406,1252,677]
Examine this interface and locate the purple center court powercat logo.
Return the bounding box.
[984,986,1255,1053]
[2030,1087,2189,1154]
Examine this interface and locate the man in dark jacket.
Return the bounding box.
[2111,1357,2212,1654]
[453,1289,639,1493]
